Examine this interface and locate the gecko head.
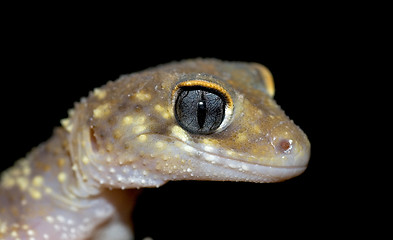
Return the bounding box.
[73,59,310,189]
[164,67,311,183]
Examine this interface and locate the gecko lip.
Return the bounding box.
[145,134,309,182]
[196,147,308,182]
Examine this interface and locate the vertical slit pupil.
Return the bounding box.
[197,92,207,128]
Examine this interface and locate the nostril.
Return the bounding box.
[277,139,293,154]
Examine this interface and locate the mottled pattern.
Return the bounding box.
[0,59,310,240]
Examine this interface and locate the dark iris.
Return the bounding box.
[175,87,225,134]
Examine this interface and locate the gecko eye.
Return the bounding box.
[173,78,234,135]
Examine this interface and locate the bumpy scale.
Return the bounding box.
[0,59,310,240]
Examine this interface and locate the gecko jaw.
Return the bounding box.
[146,134,309,183]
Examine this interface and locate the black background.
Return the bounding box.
[0,11,354,240]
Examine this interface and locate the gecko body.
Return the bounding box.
[0,59,310,240]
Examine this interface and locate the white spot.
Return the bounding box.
[203,145,214,152]
[56,215,65,223]
[241,165,249,171]
[46,216,54,223]
[109,168,116,173]
[67,219,74,225]
[228,163,237,169]
[116,175,124,182]
[184,145,195,153]
[60,233,68,239]
[43,234,49,239]
[205,154,217,162]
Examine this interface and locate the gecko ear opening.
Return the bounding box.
[89,127,99,152]
[252,63,275,97]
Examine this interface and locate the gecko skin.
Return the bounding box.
[0,59,310,240]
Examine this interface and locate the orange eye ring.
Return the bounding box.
[172,79,233,110]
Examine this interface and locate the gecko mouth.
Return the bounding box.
[144,134,309,182]
[191,146,308,182]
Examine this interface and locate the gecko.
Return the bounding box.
[0,58,310,240]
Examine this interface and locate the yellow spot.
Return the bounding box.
[236,132,248,142]
[1,173,15,189]
[253,124,262,134]
[171,125,189,142]
[60,118,73,132]
[135,116,146,125]
[135,92,151,101]
[154,104,165,112]
[29,188,42,200]
[45,187,52,194]
[82,156,89,165]
[202,138,214,145]
[93,88,107,99]
[138,134,147,142]
[11,230,18,237]
[155,104,170,119]
[113,129,122,139]
[22,165,31,176]
[93,103,111,118]
[122,115,133,125]
[57,158,66,168]
[58,172,67,183]
[0,221,7,234]
[32,176,44,187]
[133,125,146,134]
